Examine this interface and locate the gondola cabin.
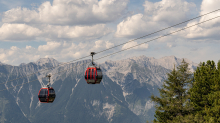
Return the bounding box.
[38,87,56,103]
[85,66,103,84]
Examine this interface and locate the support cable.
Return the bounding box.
[0,14,219,92]
[1,9,219,85]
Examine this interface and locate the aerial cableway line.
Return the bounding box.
[0,13,219,92]
[1,8,220,86]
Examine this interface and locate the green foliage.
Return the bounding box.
[165,113,205,123]
[151,60,220,123]
[189,60,220,122]
[151,59,193,122]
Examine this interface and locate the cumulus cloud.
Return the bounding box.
[115,13,164,38]
[179,0,220,40]
[90,40,114,51]
[121,41,149,50]
[2,0,129,25]
[0,23,42,41]
[42,24,111,40]
[200,0,220,16]
[105,41,114,49]
[0,46,40,64]
[26,45,32,50]
[115,0,196,38]
[0,40,115,65]
[182,21,220,40]
[144,0,196,24]
[38,42,61,52]
[2,7,39,23]
[1,0,121,41]
[166,42,176,48]
[0,23,111,41]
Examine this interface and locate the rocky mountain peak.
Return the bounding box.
[35,58,60,66]
[146,56,197,71]
[19,63,26,66]
[0,55,199,123]
[0,61,7,65]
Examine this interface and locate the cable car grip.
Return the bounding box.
[90,52,96,65]
[46,74,51,87]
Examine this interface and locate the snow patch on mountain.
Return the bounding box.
[91,100,101,106]
[103,103,115,122]
[29,85,34,109]
[123,91,132,97]
[129,100,154,116]
[0,55,198,123]
[102,55,197,87]
[35,102,41,109]
[145,100,154,110]
[99,55,198,121]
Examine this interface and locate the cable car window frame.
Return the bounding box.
[85,70,88,79]
[92,69,94,79]
[39,89,48,97]
[97,69,102,79]
[88,69,91,79]
[49,89,54,94]
[49,89,56,98]
[94,68,97,80]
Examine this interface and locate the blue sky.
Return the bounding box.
[0,0,219,65]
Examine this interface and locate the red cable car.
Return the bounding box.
[85,52,103,84]
[38,74,56,103]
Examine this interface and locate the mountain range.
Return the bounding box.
[0,55,197,123]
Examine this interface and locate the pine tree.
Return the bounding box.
[190,61,215,112]
[151,59,193,122]
[189,60,220,122]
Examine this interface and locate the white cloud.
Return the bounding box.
[38,42,61,52]
[0,23,111,41]
[26,45,32,50]
[1,0,220,67]
[106,41,114,49]
[182,21,220,39]
[178,0,220,40]
[115,0,196,38]
[2,7,39,23]
[0,23,42,41]
[166,42,176,48]
[90,40,115,52]
[92,0,128,22]
[0,46,40,64]
[42,24,111,40]
[0,40,115,65]
[200,0,220,16]
[0,53,6,62]
[115,14,156,38]
[122,41,149,50]
[94,40,104,48]
[144,0,196,24]
[2,0,129,25]
[1,0,124,41]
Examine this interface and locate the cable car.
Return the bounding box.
[85,52,103,84]
[38,74,56,103]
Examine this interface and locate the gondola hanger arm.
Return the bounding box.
[46,74,51,87]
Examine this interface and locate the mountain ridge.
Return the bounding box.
[0,55,198,123]
[2,55,197,69]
